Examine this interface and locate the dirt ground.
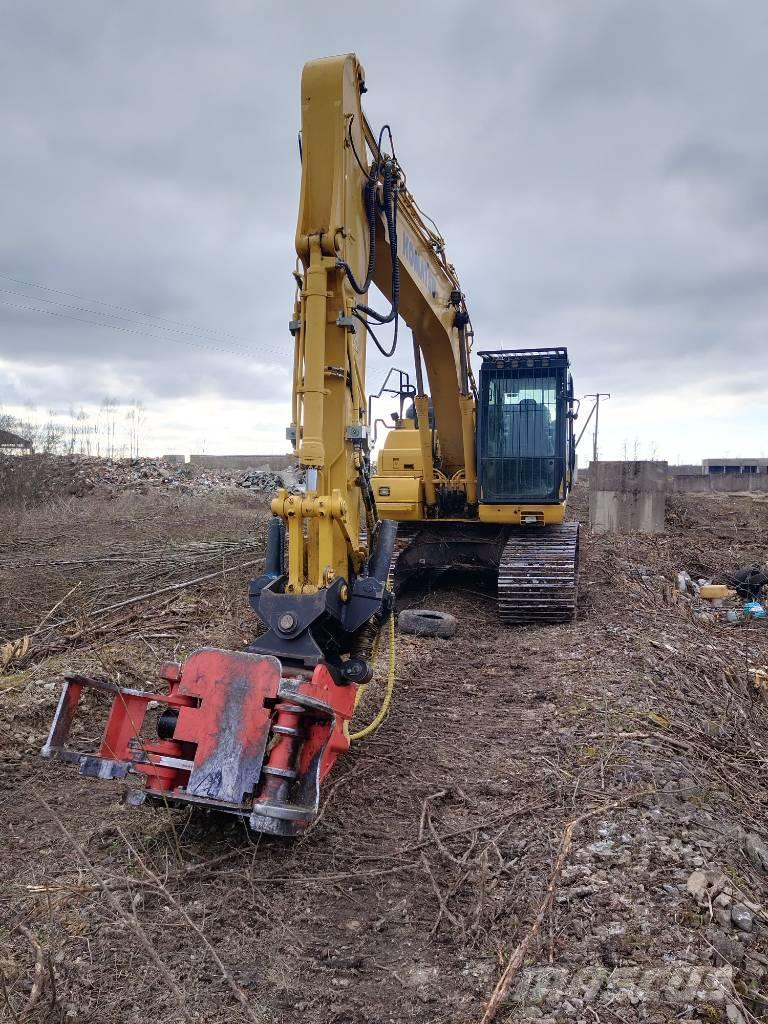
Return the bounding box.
[3,480,768,1023]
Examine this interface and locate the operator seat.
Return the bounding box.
[507,398,553,457]
[504,398,555,496]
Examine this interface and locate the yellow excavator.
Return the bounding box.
[283,52,579,625]
[42,53,578,838]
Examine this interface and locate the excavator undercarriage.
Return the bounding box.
[391,520,580,624]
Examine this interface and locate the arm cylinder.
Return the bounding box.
[298,237,329,468]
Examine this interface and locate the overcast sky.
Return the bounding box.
[1,1,766,461]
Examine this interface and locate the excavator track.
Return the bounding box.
[388,524,417,588]
[497,522,579,624]
[384,520,579,625]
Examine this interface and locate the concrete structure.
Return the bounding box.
[703,458,768,476]
[581,462,698,485]
[671,473,768,494]
[589,461,668,534]
[582,461,768,498]
[584,461,768,483]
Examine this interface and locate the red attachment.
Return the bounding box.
[292,664,356,782]
[42,648,359,836]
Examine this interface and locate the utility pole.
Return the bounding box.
[583,393,610,464]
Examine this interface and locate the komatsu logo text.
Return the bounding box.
[402,234,438,299]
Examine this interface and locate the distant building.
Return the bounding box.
[703,458,768,476]
[0,428,32,454]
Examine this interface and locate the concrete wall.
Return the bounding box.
[188,453,296,471]
[672,473,768,494]
[703,458,768,473]
[583,462,700,482]
[589,461,668,533]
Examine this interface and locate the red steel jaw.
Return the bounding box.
[42,648,357,837]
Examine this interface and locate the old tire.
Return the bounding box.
[398,608,457,639]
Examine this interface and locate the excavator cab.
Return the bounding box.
[477,348,574,505]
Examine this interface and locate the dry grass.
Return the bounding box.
[2,484,768,1023]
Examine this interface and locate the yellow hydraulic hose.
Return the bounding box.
[349,609,396,742]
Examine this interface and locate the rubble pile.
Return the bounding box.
[0,454,275,504]
[236,463,305,491]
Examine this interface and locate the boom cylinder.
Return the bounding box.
[411,334,437,509]
[412,331,425,394]
[299,237,330,469]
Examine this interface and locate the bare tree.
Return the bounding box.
[41,411,65,453]
[125,400,145,459]
[99,397,119,458]
[75,406,92,455]
[0,398,150,458]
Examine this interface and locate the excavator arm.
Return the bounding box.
[272,52,476,604]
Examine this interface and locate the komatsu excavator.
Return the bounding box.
[41,54,578,836]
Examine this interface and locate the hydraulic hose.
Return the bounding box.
[349,604,395,742]
[369,519,398,584]
[264,517,285,579]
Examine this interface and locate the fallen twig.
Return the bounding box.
[15,925,45,1011]
[35,794,185,1006]
[117,829,264,1024]
[31,581,82,636]
[38,558,262,634]
[0,968,21,1024]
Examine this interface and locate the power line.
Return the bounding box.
[0,299,284,362]
[0,285,283,359]
[0,270,258,347]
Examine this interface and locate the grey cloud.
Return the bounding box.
[0,0,766,456]
[623,264,768,310]
[664,141,744,181]
[664,140,768,229]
